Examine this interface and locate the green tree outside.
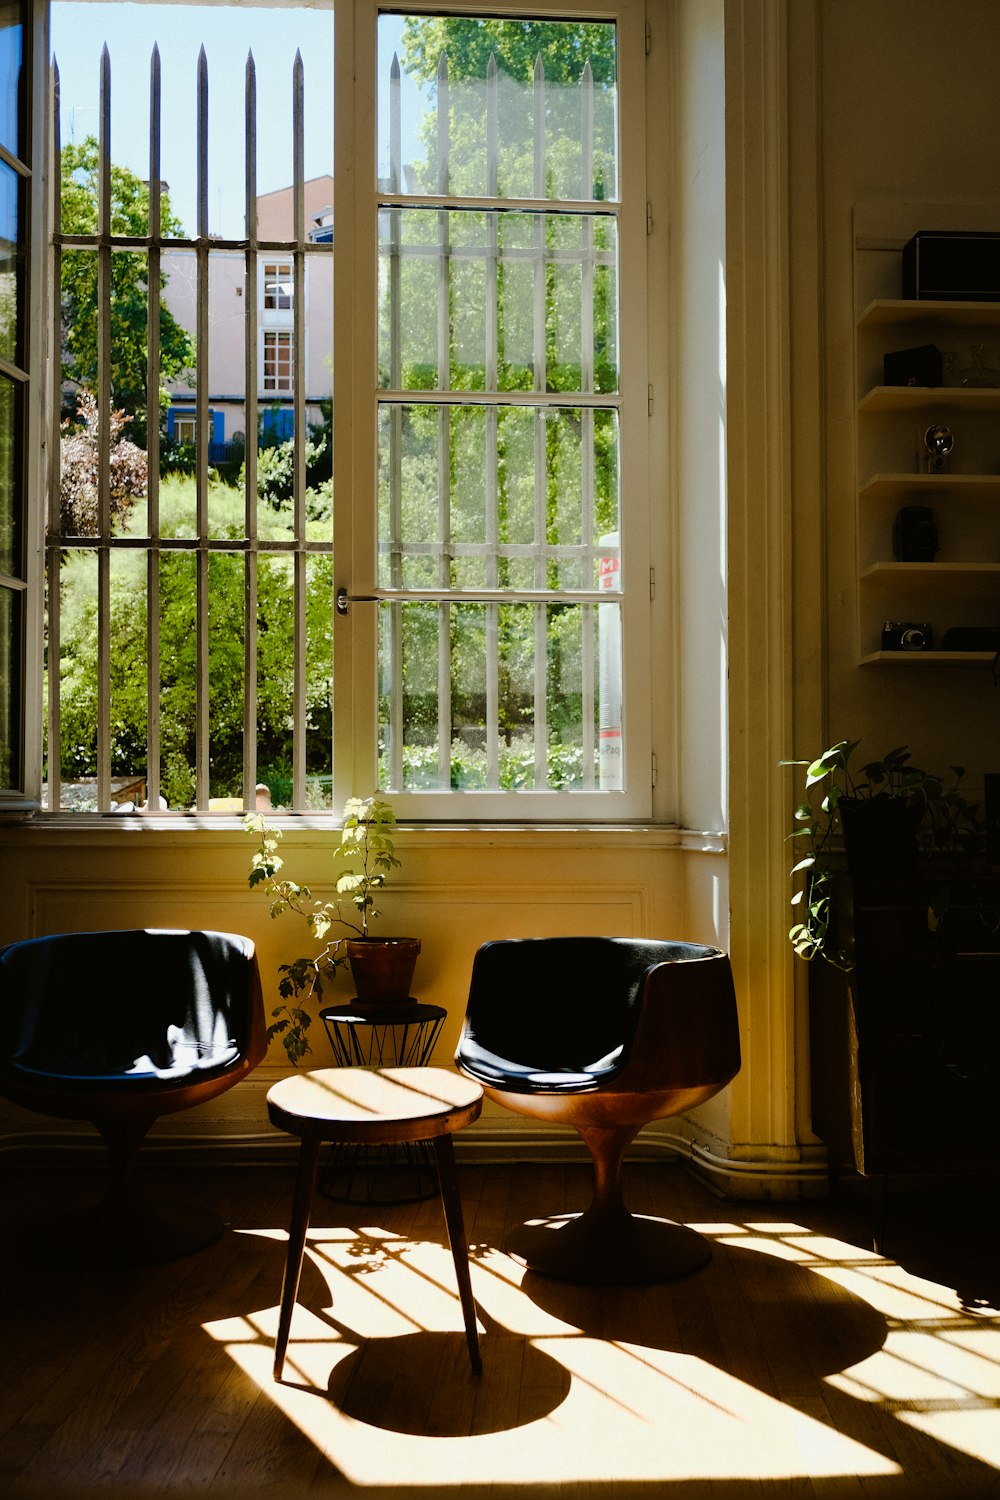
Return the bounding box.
[60,137,196,445]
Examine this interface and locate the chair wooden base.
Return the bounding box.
[506,1206,711,1285]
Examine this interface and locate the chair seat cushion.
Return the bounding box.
[10,1033,243,1089]
[458,1034,624,1093]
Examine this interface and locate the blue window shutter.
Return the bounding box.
[167,409,176,438]
[212,410,224,444]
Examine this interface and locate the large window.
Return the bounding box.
[35,0,652,817]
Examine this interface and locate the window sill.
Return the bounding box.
[0,813,727,854]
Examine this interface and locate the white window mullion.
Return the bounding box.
[531,52,547,788]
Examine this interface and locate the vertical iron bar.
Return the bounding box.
[388,52,403,790]
[531,53,548,788]
[146,43,162,810]
[484,51,500,790]
[243,50,259,811]
[292,50,307,809]
[580,60,596,788]
[46,59,62,812]
[195,45,210,808]
[435,52,450,788]
[96,43,112,810]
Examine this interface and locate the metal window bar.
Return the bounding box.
[377,46,620,795]
[47,41,332,813]
[435,53,451,788]
[96,43,112,812]
[46,60,62,812]
[243,49,259,814]
[146,44,162,811]
[580,60,596,789]
[531,53,548,787]
[484,52,500,790]
[387,52,404,791]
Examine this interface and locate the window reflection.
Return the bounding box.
[0,1,22,159]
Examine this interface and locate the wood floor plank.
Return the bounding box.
[1,1159,997,1498]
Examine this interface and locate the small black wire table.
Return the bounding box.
[317,1001,447,1204]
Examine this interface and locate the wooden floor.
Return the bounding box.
[1,1156,998,1499]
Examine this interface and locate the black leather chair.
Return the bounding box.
[0,928,266,1266]
[456,937,741,1284]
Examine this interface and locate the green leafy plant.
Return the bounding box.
[783,740,984,968]
[246,796,401,1062]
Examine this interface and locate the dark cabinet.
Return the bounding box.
[809,875,1000,1239]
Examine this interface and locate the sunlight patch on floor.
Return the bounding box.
[200,1220,915,1487]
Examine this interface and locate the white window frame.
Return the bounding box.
[262,258,293,314]
[334,0,654,820]
[262,327,293,393]
[17,0,662,823]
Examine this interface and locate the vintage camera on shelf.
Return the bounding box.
[881,620,934,652]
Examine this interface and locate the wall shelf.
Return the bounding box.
[858,296,1000,328]
[859,650,996,665]
[860,472,1000,501]
[855,290,1000,663]
[859,385,1000,414]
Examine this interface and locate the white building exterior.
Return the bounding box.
[161,175,334,455]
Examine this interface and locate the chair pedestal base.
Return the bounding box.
[17,1192,225,1269]
[505,1208,711,1285]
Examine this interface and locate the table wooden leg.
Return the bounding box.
[274,1135,321,1381]
[433,1133,482,1376]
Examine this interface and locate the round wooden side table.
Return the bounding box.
[266,1064,485,1380]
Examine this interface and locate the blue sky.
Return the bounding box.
[51,3,338,238]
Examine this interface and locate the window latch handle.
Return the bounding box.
[336,587,381,616]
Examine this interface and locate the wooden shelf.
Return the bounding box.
[860,561,1000,580]
[858,297,1000,328]
[859,650,997,665]
[859,472,1000,502]
[859,384,1000,413]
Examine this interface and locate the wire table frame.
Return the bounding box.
[317,1002,447,1204]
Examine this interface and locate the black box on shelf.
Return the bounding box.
[902,230,1000,301]
[883,344,943,387]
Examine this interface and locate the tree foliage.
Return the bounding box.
[400,15,616,87]
[59,389,147,535]
[60,138,196,443]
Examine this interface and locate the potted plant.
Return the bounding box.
[246,795,420,1062]
[783,739,983,968]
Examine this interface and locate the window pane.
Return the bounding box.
[378,208,618,395]
[0,370,21,575]
[208,550,245,800]
[0,159,20,365]
[158,550,197,809]
[109,548,148,807]
[0,1,22,159]
[378,15,618,203]
[378,598,620,793]
[377,402,620,591]
[257,553,295,807]
[0,583,21,789]
[53,549,99,808]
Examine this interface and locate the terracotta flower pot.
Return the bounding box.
[346,936,421,1006]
